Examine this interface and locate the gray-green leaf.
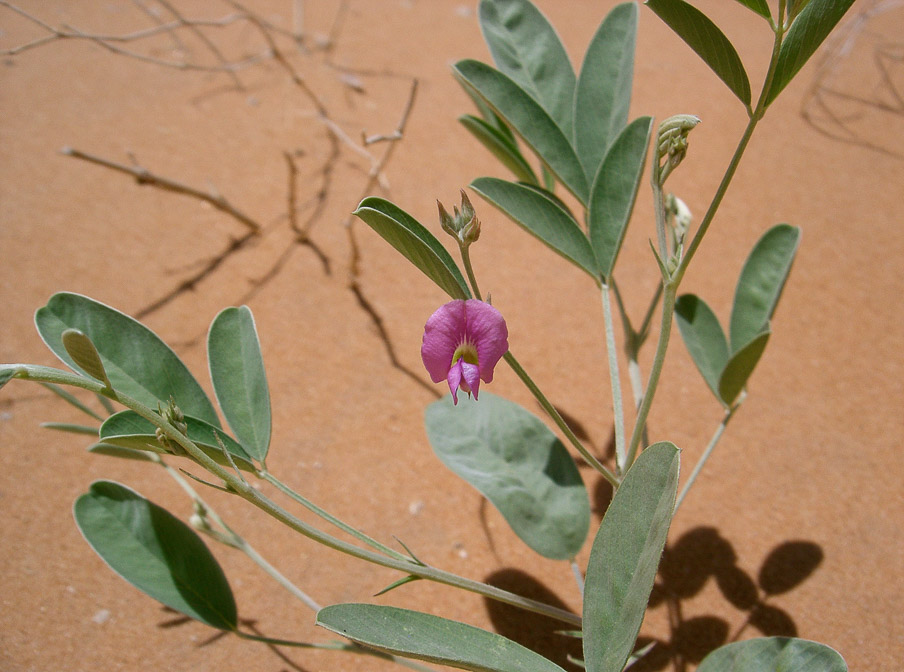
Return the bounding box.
[61,329,111,387]
[99,410,255,471]
[764,0,856,107]
[729,224,800,352]
[88,443,157,462]
[719,329,771,406]
[675,294,730,401]
[470,177,597,278]
[207,306,271,463]
[454,59,589,204]
[459,114,540,185]
[35,293,220,426]
[646,0,752,106]
[74,480,237,630]
[317,604,568,672]
[574,2,638,179]
[425,392,590,560]
[583,442,679,672]
[697,637,848,672]
[353,198,470,300]
[478,0,576,137]
[588,116,654,281]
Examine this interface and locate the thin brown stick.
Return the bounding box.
[224,0,328,117]
[154,0,244,89]
[342,78,419,282]
[136,232,257,320]
[61,147,261,233]
[0,1,269,81]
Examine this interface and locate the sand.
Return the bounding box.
[1,1,902,670]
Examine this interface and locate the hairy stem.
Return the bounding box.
[503,353,619,488]
[5,364,581,627]
[601,283,627,474]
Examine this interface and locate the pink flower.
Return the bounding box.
[421,299,509,404]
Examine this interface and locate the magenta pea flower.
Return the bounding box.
[421,299,509,404]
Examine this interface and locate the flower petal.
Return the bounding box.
[461,361,481,399]
[421,300,467,383]
[463,299,509,382]
[447,359,464,404]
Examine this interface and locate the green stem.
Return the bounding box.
[623,284,677,470]
[261,471,410,563]
[652,152,669,262]
[503,352,619,488]
[7,364,581,627]
[623,20,787,470]
[159,460,325,612]
[460,243,482,301]
[675,17,785,285]
[163,463,436,672]
[673,400,741,513]
[600,283,626,474]
[238,538,324,612]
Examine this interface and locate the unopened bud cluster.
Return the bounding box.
[658,114,700,175]
[438,190,481,247]
[156,396,188,455]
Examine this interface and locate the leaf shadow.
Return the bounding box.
[632,528,823,671]
[483,569,583,670]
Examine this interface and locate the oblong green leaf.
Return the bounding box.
[207,306,271,463]
[88,443,157,462]
[675,294,730,401]
[588,116,654,280]
[470,177,597,277]
[583,442,679,672]
[733,0,771,19]
[459,114,539,185]
[41,422,99,435]
[719,329,770,406]
[425,392,590,560]
[454,59,589,204]
[729,224,800,352]
[478,0,576,137]
[317,604,567,672]
[353,198,470,300]
[39,382,104,421]
[61,329,111,387]
[646,0,752,106]
[99,410,255,471]
[35,293,220,426]
[764,0,856,107]
[74,480,237,630]
[574,2,638,178]
[697,637,847,672]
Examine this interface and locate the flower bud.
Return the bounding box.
[438,190,481,246]
[665,193,692,244]
[156,397,188,455]
[658,114,701,172]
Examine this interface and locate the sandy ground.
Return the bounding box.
[1,1,902,670]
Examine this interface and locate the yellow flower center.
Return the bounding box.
[451,342,479,367]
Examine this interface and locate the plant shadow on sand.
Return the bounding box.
[483,528,824,671]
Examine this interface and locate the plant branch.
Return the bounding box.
[503,352,619,488]
[5,364,581,627]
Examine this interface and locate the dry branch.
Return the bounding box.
[61,147,262,234]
